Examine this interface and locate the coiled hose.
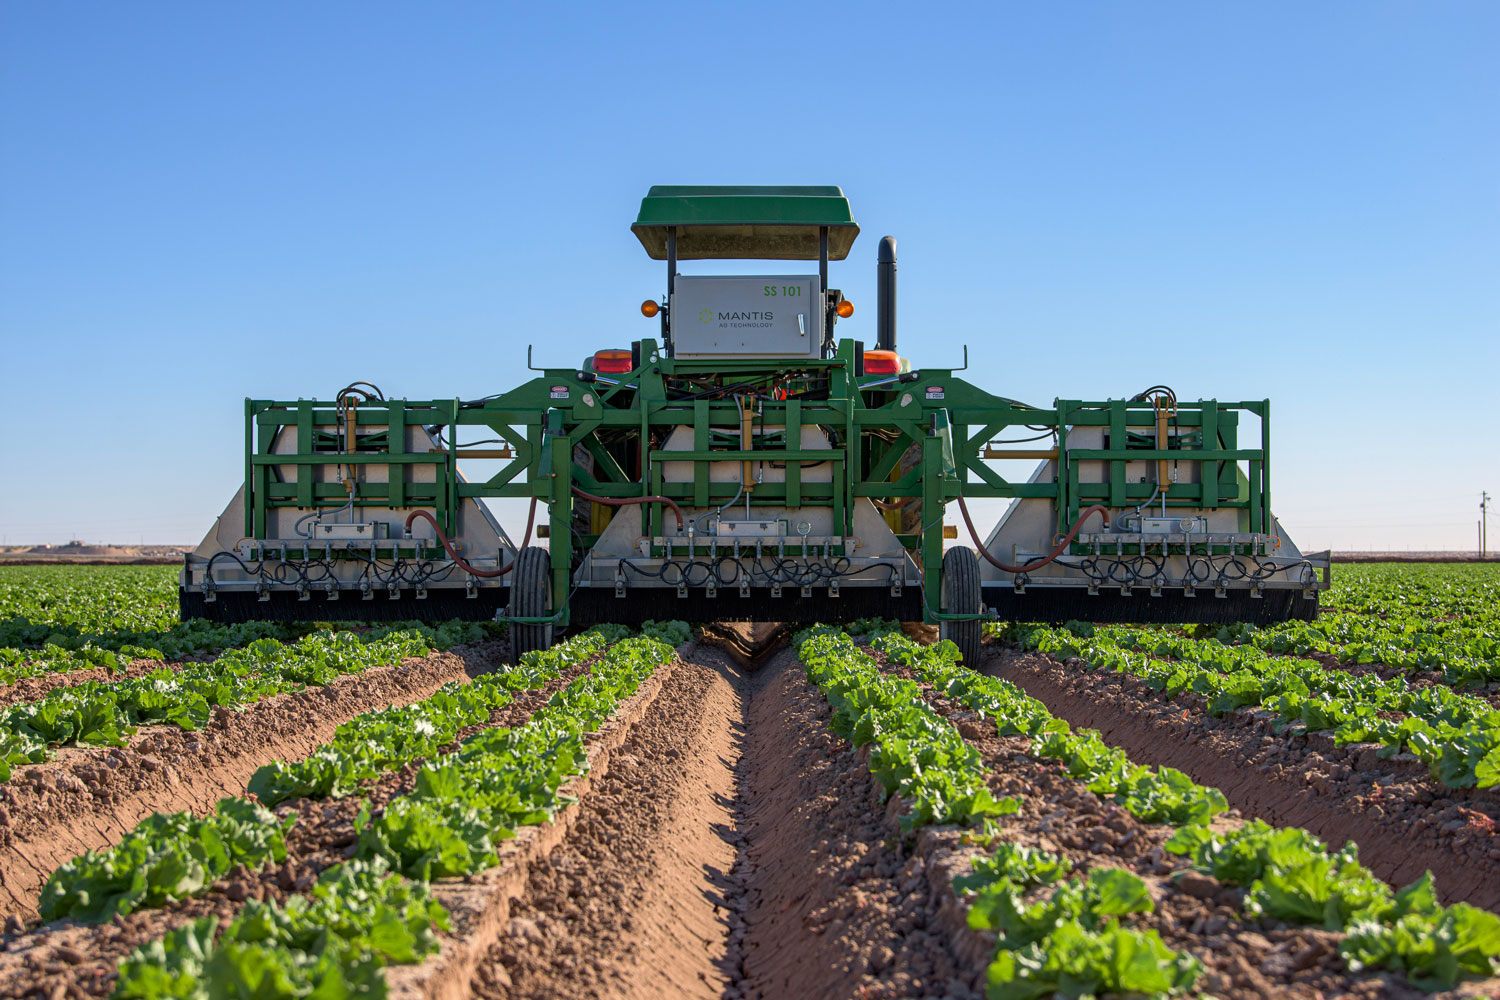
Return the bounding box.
[570,486,686,530]
[955,496,1111,574]
[403,497,536,578]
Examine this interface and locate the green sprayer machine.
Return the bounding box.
[182,186,1330,661]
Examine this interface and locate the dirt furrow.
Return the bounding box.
[884,652,1498,1000]
[0,640,507,921]
[731,645,983,1000]
[471,643,743,999]
[0,640,618,998]
[468,636,989,1000]
[981,642,1500,912]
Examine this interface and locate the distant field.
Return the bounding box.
[1333,551,1500,563]
[0,544,191,564]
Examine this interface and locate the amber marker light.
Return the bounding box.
[863,350,902,376]
[836,300,854,318]
[640,299,660,318]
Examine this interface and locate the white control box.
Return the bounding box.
[670,275,822,359]
[1133,516,1209,534]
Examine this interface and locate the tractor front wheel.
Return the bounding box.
[507,546,554,664]
[939,546,983,665]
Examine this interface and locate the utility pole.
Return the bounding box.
[1483,491,1491,559]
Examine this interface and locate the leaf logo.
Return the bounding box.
[698,309,714,324]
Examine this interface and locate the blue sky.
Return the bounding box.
[1,2,1495,550]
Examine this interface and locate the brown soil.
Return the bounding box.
[471,640,985,1000]
[981,642,1500,912]
[731,646,981,1000]
[0,641,507,920]
[384,648,680,1000]
[0,639,595,999]
[0,875,260,999]
[471,643,744,999]
[887,653,1498,1000]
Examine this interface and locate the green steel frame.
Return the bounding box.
[243,337,1275,625]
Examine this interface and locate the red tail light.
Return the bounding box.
[863,350,902,376]
[593,349,633,375]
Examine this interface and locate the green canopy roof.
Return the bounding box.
[632,185,859,260]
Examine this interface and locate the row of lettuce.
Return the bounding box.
[796,622,1500,997]
[0,623,320,687]
[0,565,181,643]
[798,625,1200,998]
[0,621,502,781]
[0,566,313,673]
[37,629,601,923]
[9,562,1487,680]
[1203,563,1499,684]
[1226,616,1498,686]
[0,564,508,685]
[34,621,688,999]
[1322,564,1500,634]
[1001,619,1500,790]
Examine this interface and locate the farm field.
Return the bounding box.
[0,563,1496,998]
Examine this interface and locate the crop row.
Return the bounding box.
[1050,623,1497,730]
[38,624,620,923]
[0,566,179,640]
[0,565,512,674]
[1004,622,1500,790]
[26,617,689,922]
[873,628,1500,991]
[876,632,1230,828]
[1225,617,1498,686]
[0,619,317,668]
[248,626,624,806]
[113,857,449,999]
[795,625,1205,998]
[1242,564,1500,683]
[0,641,166,687]
[0,614,500,686]
[1319,564,1500,626]
[0,622,495,781]
[104,625,681,998]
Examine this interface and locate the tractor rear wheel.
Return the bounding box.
[939,546,983,665]
[507,546,554,664]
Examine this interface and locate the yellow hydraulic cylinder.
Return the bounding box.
[741,399,756,491]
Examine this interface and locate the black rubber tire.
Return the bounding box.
[939,546,983,665]
[507,546,554,664]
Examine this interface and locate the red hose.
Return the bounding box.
[571,486,685,530]
[956,496,1110,574]
[512,497,538,552]
[870,497,915,511]
[403,497,536,578]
